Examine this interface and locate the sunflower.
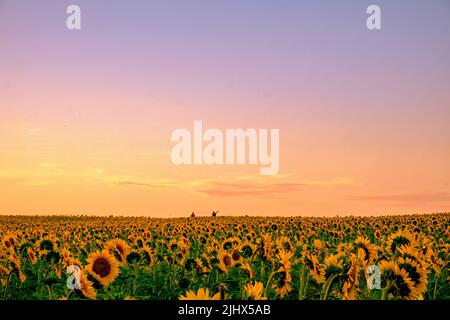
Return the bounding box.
[374,229,382,240]
[276,236,293,252]
[35,238,58,254]
[126,250,142,264]
[179,288,221,300]
[79,272,97,300]
[313,239,325,252]
[386,230,414,255]
[2,233,17,250]
[0,265,9,276]
[140,246,155,266]
[397,245,422,264]
[60,247,72,265]
[273,266,292,298]
[220,237,239,252]
[342,255,361,300]
[397,257,429,297]
[243,281,267,300]
[425,248,443,276]
[390,268,417,300]
[230,249,242,264]
[322,253,344,279]
[277,249,293,268]
[104,239,131,265]
[194,258,210,273]
[302,251,325,284]
[8,254,26,283]
[179,236,191,250]
[237,242,258,259]
[261,233,274,259]
[168,239,180,252]
[175,247,189,266]
[354,236,376,264]
[26,247,37,265]
[217,251,233,273]
[273,249,293,298]
[379,260,417,300]
[86,250,120,287]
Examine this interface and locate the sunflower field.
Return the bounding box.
[0,213,448,300]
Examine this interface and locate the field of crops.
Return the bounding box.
[0,213,448,300]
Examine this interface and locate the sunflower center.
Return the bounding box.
[232,252,240,261]
[93,258,111,277]
[40,239,54,251]
[223,255,232,266]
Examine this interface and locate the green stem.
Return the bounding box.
[2,271,13,299]
[381,280,393,300]
[321,274,338,300]
[249,247,262,263]
[433,274,439,300]
[302,273,310,299]
[264,270,282,298]
[298,266,306,300]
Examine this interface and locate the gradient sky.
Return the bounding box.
[1,0,450,216]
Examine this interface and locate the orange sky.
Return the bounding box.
[1,1,450,216]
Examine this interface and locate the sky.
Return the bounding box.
[1,0,450,216]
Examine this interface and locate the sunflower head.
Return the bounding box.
[126,250,141,264]
[79,272,97,300]
[374,229,382,240]
[386,230,414,255]
[273,267,292,298]
[2,233,17,250]
[390,268,417,300]
[302,251,325,284]
[140,247,155,266]
[105,239,131,265]
[26,247,37,265]
[217,251,233,273]
[239,243,256,259]
[397,257,429,295]
[342,255,361,300]
[323,253,344,279]
[354,236,375,263]
[86,250,120,287]
[36,238,58,253]
[379,260,418,300]
[179,288,220,300]
[243,281,267,300]
[220,238,239,252]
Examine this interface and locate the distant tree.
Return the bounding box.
[190,212,195,217]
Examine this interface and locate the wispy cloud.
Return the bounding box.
[114,179,179,189]
[115,181,164,189]
[349,192,450,205]
[197,181,302,197]
[114,175,357,198]
[300,177,358,186]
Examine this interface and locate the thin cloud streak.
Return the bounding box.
[349,192,450,205]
